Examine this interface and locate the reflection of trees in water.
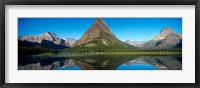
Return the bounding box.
[18,55,182,70]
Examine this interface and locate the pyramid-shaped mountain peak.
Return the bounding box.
[91,18,112,34]
[96,18,103,22]
[75,18,114,46]
[94,18,106,25]
[94,18,104,23]
[74,18,133,49]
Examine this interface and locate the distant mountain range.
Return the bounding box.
[141,28,182,49]
[125,40,148,47]
[125,28,182,50]
[18,32,76,49]
[18,18,182,51]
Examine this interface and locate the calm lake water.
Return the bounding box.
[18,53,182,70]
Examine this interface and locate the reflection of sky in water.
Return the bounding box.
[116,64,157,70]
[57,66,80,70]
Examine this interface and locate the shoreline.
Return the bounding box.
[59,51,182,56]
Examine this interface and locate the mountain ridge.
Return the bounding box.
[125,40,148,47]
[19,19,182,51]
[66,18,137,52]
[153,27,181,41]
[19,32,76,48]
[142,28,182,50]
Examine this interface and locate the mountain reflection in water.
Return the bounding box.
[18,54,182,70]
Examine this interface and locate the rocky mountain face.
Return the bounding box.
[19,32,76,49]
[153,28,181,41]
[73,18,136,51]
[75,18,115,46]
[125,40,148,47]
[19,32,63,45]
[143,28,182,49]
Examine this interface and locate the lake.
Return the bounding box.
[18,53,182,70]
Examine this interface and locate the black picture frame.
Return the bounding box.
[0,0,199,88]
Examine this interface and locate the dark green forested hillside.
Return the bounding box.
[18,46,59,55]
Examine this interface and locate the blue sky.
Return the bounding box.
[18,18,182,41]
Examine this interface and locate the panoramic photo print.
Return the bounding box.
[18,18,182,70]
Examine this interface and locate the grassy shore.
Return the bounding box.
[59,51,182,56]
